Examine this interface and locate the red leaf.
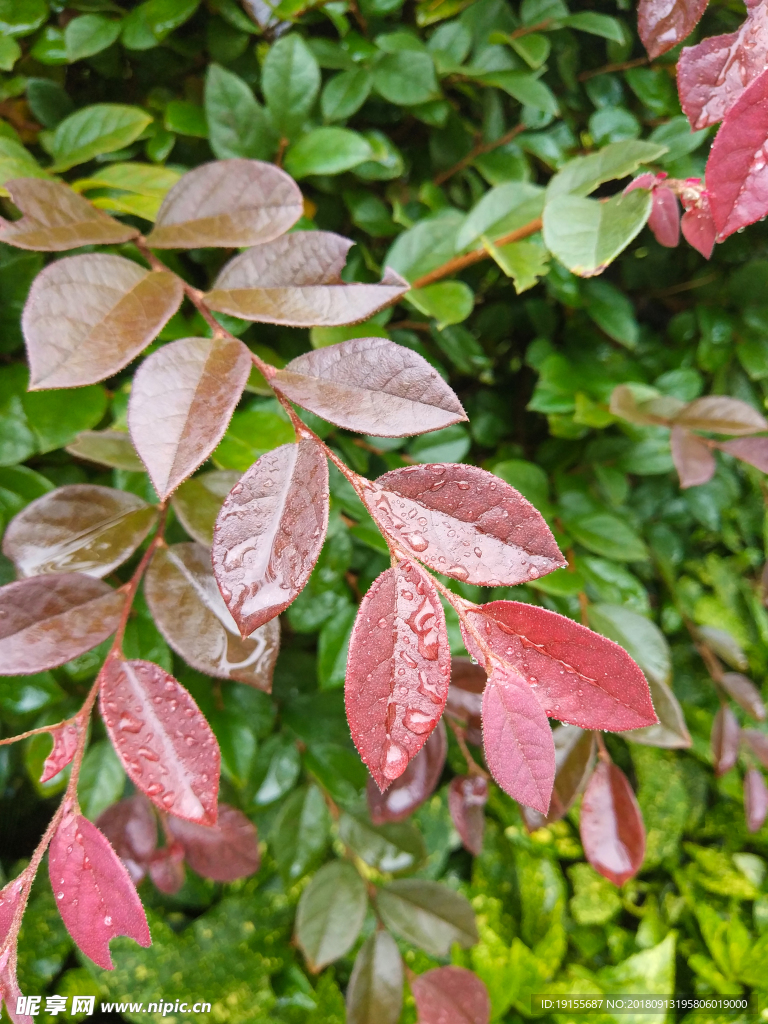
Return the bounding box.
[522,725,596,832]
[461,602,657,731]
[364,464,565,587]
[680,197,717,258]
[670,426,716,488]
[40,721,80,783]
[367,720,447,823]
[48,804,151,969]
[446,657,485,746]
[448,775,488,856]
[0,947,35,1024]
[100,658,220,824]
[745,768,768,832]
[481,664,555,814]
[411,966,491,1024]
[579,762,645,886]
[166,804,260,882]
[638,0,708,58]
[712,704,740,776]
[0,876,25,944]
[718,436,768,472]
[648,188,680,247]
[96,796,158,884]
[706,68,768,240]
[212,440,329,636]
[345,561,451,792]
[148,844,186,894]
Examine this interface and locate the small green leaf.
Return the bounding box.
[372,50,439,106]
[77,740,126,820]
[562,12,624,42]
[476,70,558,115]
[22,385,107,453]
[583,278,639,347]
[295,860,368,971]
[50,104,154,171]
[339,813,427,874]
[270,785,332,882]
[321,68,373,123]
[262,34,321,139]
[407,281,474,327]
[164,100,207,138]
[285,127,373,179]
[568,512,648,562]
[546,139,668,199]
[121,0,200,50]
[205,63,276,160]
[65,14,121,62]
[588,603,671,686]
[0,0,48,37]
[0,35,21,71]
[213,408,296,471]
[484,236,550,293]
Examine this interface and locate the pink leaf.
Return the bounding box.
[0,877,25,944]
[448,775,488,856]
[461,602,658,731]
[481,664,555,814]
[743,727,768,767]
[720,672,766,720]
[40,721,80,784]
[166,804,260,882]
[638,0,709,58]
[96,796,158,884]
[579,761,645,886]
[446,657,485,746]
[712,704,740,776]
[411,966,491,1024]
[48,804,151,969]
[522,725,596,832]
[0,947,35,1024]
[718,436,768,472]
[670,426,716,488]
[345,560,451,792]
[364,464,565,587]
[681,197,717,258]
[745,768,768,832]
[148,844,186,894]
[212,440,329,636]
[648,188,680,247]
[367,720,447,824]
[100,658,220,824]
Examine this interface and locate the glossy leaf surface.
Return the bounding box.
[211,440,329,635]
[167,804,259,881]
[171,470,240,546]
[23,254,183,389]
[364,463,565,586]
[40,721,80,783]
[448,775,487,855]
[376,879,478,956]
[338,814,426,874]
[295,860,367,972]
[100,658,220,824]
[411,966,491,1024]
[744,768,768,832]
[346,931,403,1024]
[712,704,740,776]
[579,762,645,886]
[670,426,716,488]
[638,0,709,59]
[367,720,447,823]
[345,561,451,791]
[95,795,158,884]
[271,337,467,437]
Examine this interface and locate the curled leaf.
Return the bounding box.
[712,704,740,776]
[579,761,645,886]
[96,796,158,884]
[367,720,447,823]
[744,768,768,832]
[167,804,259,881]
[411,966,491,1024]
[448,775,488,855]
[40,721,80,783]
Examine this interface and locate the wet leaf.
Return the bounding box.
[718,436,768,472]
[711,704,740,776]
[205,231,407,326]
[345,560,451,792]
[66,430,144,472]
[100,658,220,824]
[445,657,485,745]
[621,676,691,749]
[579,761,645,886]
[48,803,151,969]
[676,396,768,435]
[0,574,124,674]
[171,470,240,546]
[40,721,80,784]
[638,0,709,59]
[211,440,329,635]
[0,876,25,945]
[411,966,491,1024]
[448,775,487,855]
[0,178,137,250]
[95,795,158,884]
[376,879,477,956]
[670,426,716,488]
[145,158,303,248]
[295,860,368,972]
[367,720,447,824]
[461,601,658,731]
[128,336,251,500]
[167,804,259,881]
[271,337,466,437]
[23,254,183,389]
[523,725,596,831]
[363,463,565,587]
[0,947,34,1024]
[744,768,768,832]
[145,543,280,690]
[720,672,766,720]
[346,931,403,1024]
[3,484,157,578]
[680,194,717,258]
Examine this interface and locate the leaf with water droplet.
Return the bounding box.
[0,876,26,945]
[711,704,740,776]
[0,945,35,1024]
[745,768,768,832]
[367,720,446,824]
[95,795,158,884]
[448,775,488,855]
[638,0,708,60]
[40,721,80,784]
[295,860,368,972]
[346,930,403,1024]
[167,804,259,882]
[364,463,565,586]
[145,543,280,691]
[171,470,241,546]
[411,966,491,1024]
[100,658,220,824]
[212,440,329,636]
[345,560,451,792]
[580,761,645,886]
[375,879,478,956]
[670,426,716,489]
[521,725,596,831]
[48,802,151,969]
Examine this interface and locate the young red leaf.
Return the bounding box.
[128,336,252,500]
[363,464,565,587]
[637,0,708,58]
[411,966,491,1024]
[145,543,280,690]
[345,560,451,791]
[367,720,447,824]
[0,574,124,674]
[448,775,488,856]
[3,485,157,578]
[40,722,80,783]
[522,725,596,831]
[270,337,467,438]
[670,426,716,488]
[0,876,25,944]
[166,804,260,881]
[718,436,768,472]
[23,254,183,389]
[0,947,35,1024]
[48,803,151,969]
[743,728,768,767]
[680,196,717,258]
[579,761,645,886]
[96,796,158,884]
[446,657,485,745]
[675,396,768,435]
[205,231,408,326]
[145,158,303,248]
[720,672,766,720]
[745,768,768,832]
[100,658,220,824]
[482,664,555,814]
[1,178,138,251]
[211,440,329,635]
[712,704,740,776]
[148,844,186,894]
[649,188,681,247]
[461,602,658,731]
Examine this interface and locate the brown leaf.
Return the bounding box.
[670,426,716,488]
[367,720,447,824]
[205,231,408,326]
[445,657,485,746]
[66,430,144,471]
[212,440,329,636]
[128,336,252,499]
[448,775,487,856]
[720,672,766,720]
[411,966,491,1024]
[1,178,138,251]
[40,721,80,784]
[364,463,565,586]
[609,384,685,427]
[712,704,740,776]
[621,676,692,749]
[744,768,768,832]
[145,159,303,248]
[96,795,158,884]
[0,574,124,674]
[3,484,157,578]
[145,543,280,690]
[271,337,467,437]
[171,470,241,546]
[638,0,709,59]
[23,254,183,389]
[579,761,645,886]
[743,728,768,768]
[522,725,596,831]
[675,396,768,435]
[718,436,768,472]
[167,804,260,881]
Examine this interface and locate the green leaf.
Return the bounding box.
[484,236,550,293]
[22,385,107,453]
[406,281,474,327]
[65,14,121,62]
[50,103,154,171]
[376,879,478,956]
[252,735,301,806]
[508,32,550,69]
[0,36,21,71]
[338,813,427,874]
[562,12,624,42]
[546,139,668,199]
[121,0,200,50]
[164,100,207,138]
[213,408,295,471]
[30,26,67,65]
[270,785,332,883]
[204,64,276,160]
[318,603,357,690]
[583,279,639,348]
[262,34,321,139]
[346,931,403,1024]
[568,863,622,925]
[568,512,648,561]
[587,604,670,686]
[26,78,75,129]
[77,739,126,820]
[295,860,368,971]
[476,70,558,115]
[284,127,373,179]
[321,69,373,122]
[456,181,545,251]
[0,674,64,716]
[408,423,470,463]
[385,209,464,281]
[372,51,439,106]
[0,0,48,37]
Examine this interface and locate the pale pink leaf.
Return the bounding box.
[579,761,645,886]
[522,725,596,831]
[670,426,716,488]
[712,704,740,776]
[638,0,709,58]
[411,966,491,1024]
[148,844,186,894]
[0,876,25,945]
[718,436,768,471]
[100,658,220,824]
[41,721,80,783]
[367,720,447,824]
[648,188,680,247]
[448,775,488,856]
[720,672,766,720]
[681,198,717,258]
[676,396,768,434]
[745,768,768,832]
[0,947,35,1024]
[345,561,451,792]
[96,796,158,884]
[48,804,151,969]
[743,728,768,768]
[167,804,260,881]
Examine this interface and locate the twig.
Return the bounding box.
[446,718,489,778]
[595,732,611,762]
[578,56,648,81]
[411,217,542,289]
[434,123,525,186]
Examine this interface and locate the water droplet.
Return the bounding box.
[404,532,428,552]
[457,481,470,490]
[104,915,112,926]
[118,713,142,734]
[448,564,470,581]
[473,547,482,557]
[161,792,176,809]
[397,667,406,676]
[400,651,418,668]
[146,783,163,796]
[378,617,388,628]
[138,746,159,761]
[382,740,408,780]
[418,669,443,704]
[57,892,64,900]
[404,708,435,734]
[402,590,414,600]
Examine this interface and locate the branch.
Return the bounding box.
[434,123,525,186]
[410,217,543,289]
[578,56,648,81]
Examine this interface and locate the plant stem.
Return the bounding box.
[433,123,525,186]
[446,717,488,778]
[411,217,542,289]
[112,502,168,653]
[595,731,610,762]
